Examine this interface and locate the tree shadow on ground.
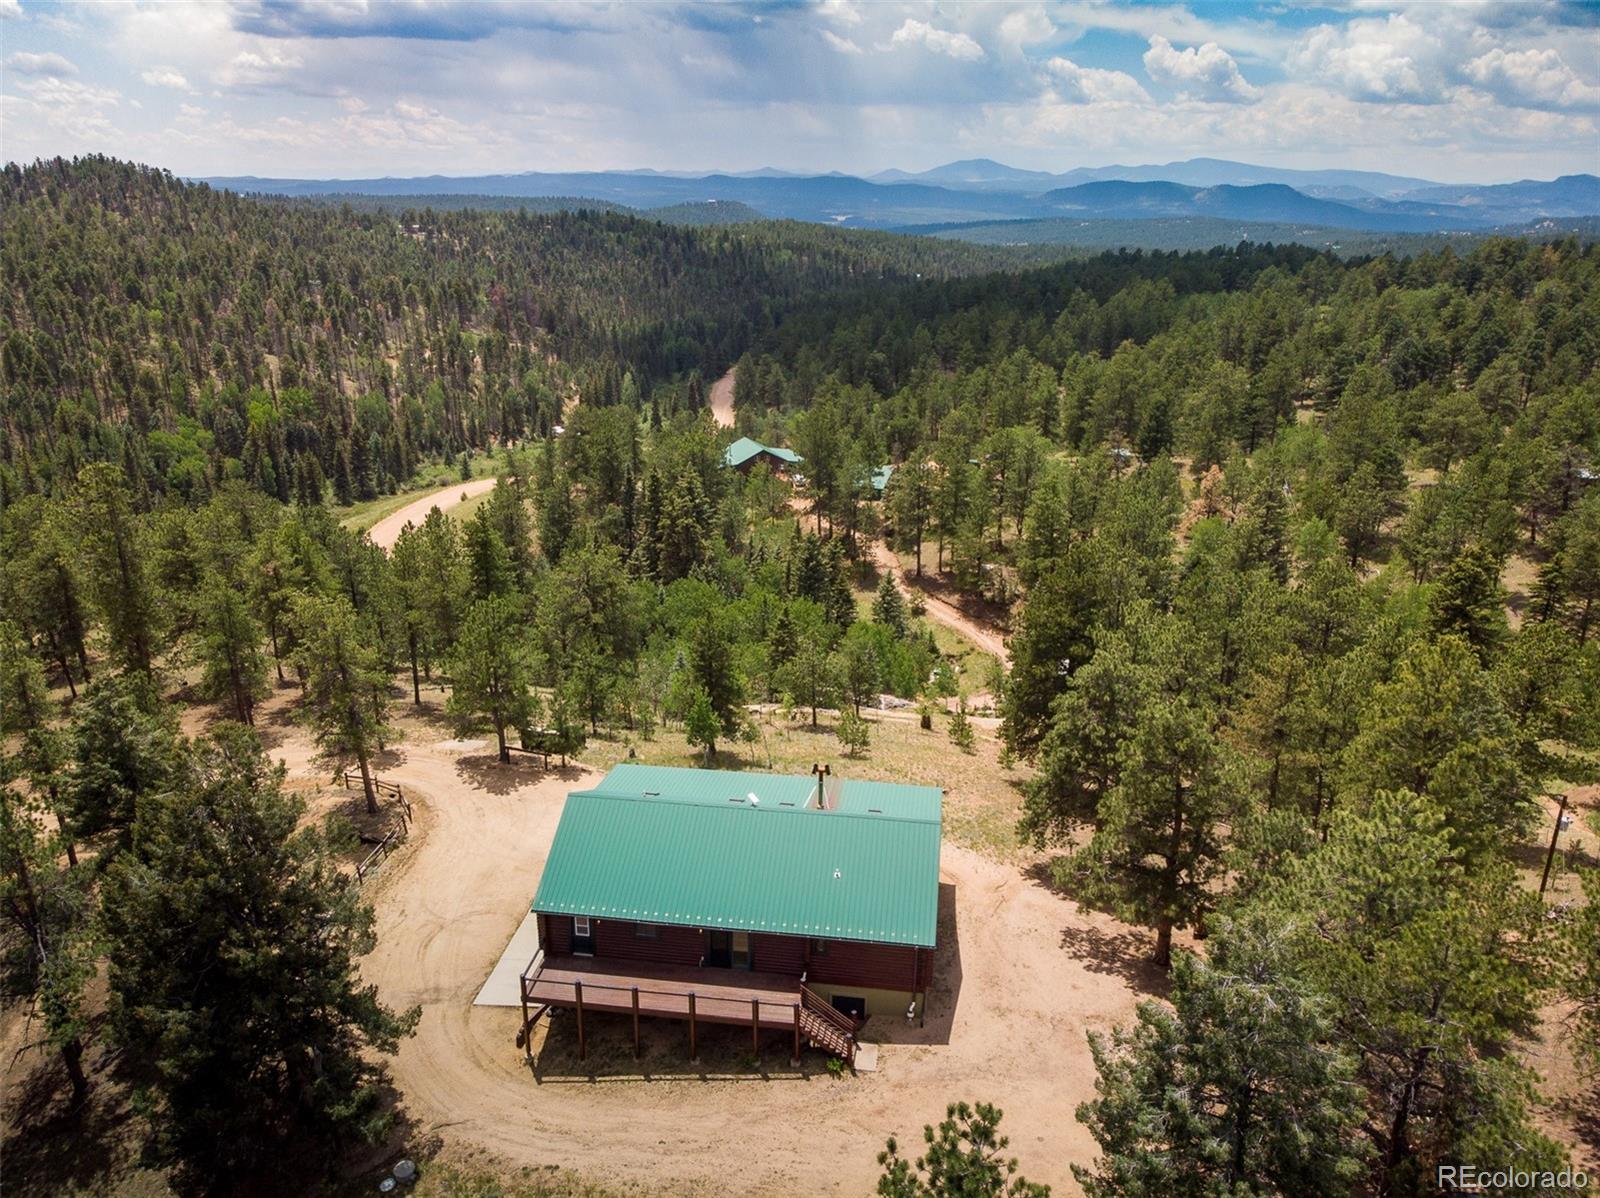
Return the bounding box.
[1026,859,1172,998]
[455,754,586,796]
[0,1037,130,1197]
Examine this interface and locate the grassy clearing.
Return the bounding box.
[578,706,1030,860]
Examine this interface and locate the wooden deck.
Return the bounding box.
[517,952,859,1063]
[525,954,802,1028]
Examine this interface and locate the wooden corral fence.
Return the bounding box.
[335,768,413,885]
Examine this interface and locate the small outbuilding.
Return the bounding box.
[520,764,941,1065]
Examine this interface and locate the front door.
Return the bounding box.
[572,915,595,956]
[707,929,732,968]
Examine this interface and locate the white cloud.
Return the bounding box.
[816,0,860,26]
[1143,35,1259,103]
[141,65,192,91]
[0,0,22,19]
[1043,56,1148,105]
[996,7,1054,54]
[1464,47,1600,110]
[5,50,75,75]
[215,46,305,89]
[821,29,861,56]
[1291,15,1441,103]
[890,19,984,62]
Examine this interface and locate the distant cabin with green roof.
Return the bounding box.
[724,436,803,474]
[523,763,941,1058]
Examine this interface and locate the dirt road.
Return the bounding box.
[708,367,736,429]
[366,478,497,551]
[871,539,1009,665]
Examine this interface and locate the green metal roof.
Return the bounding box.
[871,464,895,493]
[532,764,942,947]
[724,437,804,469]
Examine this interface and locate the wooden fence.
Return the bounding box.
[336,768,413,884]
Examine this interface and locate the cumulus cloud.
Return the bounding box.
[1464,47,1600,110]
[1043,56,1148,105]
[5,50,76,75]
[0,0,22,19]
[140,65,192,91]
[1291,15,1441,103]
[1143,35,1259,103]
[996,7,1054,54]
[890,19,984,62]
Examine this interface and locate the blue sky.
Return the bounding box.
[2,1,1596,183]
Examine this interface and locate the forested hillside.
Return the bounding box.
[2,158,1599,1195]
[0,157,1037,505]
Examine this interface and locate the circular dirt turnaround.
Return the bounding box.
[343,734,1149,1196]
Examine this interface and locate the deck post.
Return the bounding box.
[519,973,531,1059]
[791,1002,802,1066]
[688,993,698,1062]
[574,980,586,1062]
[632,987,641,1059]
[752,998,760,1056]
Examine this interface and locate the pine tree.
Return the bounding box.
[878,1101,1048,1198]
[101,726,418,1180]
[0,765,94,1101]
[1068,695,1242,968]
[448,596,536,763]
[194,574,269,724]
[872,572,908,637]
[1075,920,1367,1198]
[291,593,392,815]
[73,463,163,676]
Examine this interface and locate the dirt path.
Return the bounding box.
[871,539,1009,665]
[366,477,497,552]
[708,367,736,429]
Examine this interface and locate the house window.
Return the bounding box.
[635,922,658,939]
[810,939,828,956]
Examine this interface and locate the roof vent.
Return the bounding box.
[750,795,760,807]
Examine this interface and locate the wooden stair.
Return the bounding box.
[799,985,859,1064]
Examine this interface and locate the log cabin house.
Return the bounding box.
[723,436,804,476]
[519,764,941,1065]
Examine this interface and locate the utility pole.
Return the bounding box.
[1539,792,1572,900]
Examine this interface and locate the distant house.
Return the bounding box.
[871,464,895,495]
[520,764,941,1064]
[724,436,803,475]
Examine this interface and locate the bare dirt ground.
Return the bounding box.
[367,477,498,552]
[219,686,1151,1196]
[708,368,736,430]
[870,538,1010,666]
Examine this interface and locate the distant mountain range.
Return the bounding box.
[198,158,1600,240]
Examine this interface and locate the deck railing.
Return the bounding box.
[517,955,856,1065]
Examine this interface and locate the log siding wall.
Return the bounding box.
[534,913,930,993]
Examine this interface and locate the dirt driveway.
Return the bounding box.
[322,719,1151,1196]
[870,539,1009,666]
[366,477,497,552]
[708,368,736,429]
